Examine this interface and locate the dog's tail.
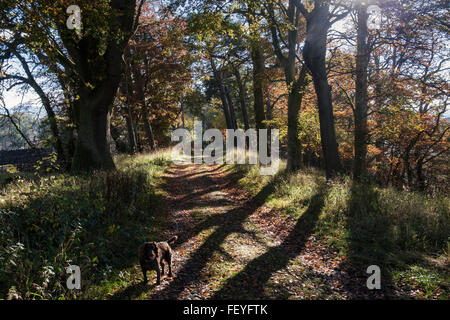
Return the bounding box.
[167,235,178,245]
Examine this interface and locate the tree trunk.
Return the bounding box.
[233,67,250,131]
[37,88,66,166]
[265,88,273,127]
[59,0,137,172]
[134,114,143,152]
[286,67,308,171]
[285,2,306,171]
[353,2,370,181]
[125,104,137,154]
[142,103,156,150]
[110,122,127,153]
[210,57,233,129]
[416,158,425,191]
[303,3,342,179]
[181,101,186,128]
[250,40,266,131]
[71,85,116,172]
[225,85,238,130]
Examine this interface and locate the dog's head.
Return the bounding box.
[144,242,159,259]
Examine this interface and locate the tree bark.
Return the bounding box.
[233,66,250,131]
[286,67,308,171]
[353,2,370,181]
[250,40,266,131]
[269,0,308,171]
[142,103,156,150]
[302,1,342,179]
[125,104,137,153]
[416,158,425,191]
[210,57,233,129]
[225,85,238,130]
[180,101,186,128]
[71,84,116,172]
[59,0,138,172]
[286,2,307,171]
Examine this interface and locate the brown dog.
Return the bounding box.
[138,236,177,285]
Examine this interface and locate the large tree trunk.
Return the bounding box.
[303,2,342,179]
[125,104,137,154]
[134,114,143,152]
[71,84,116,172]
[285,2,307,171]
[416,158,425,191]
[59,0,137,172]
[286,67,308,171]
[180,101,186,128]
[142,103,156,150]
[210,57,233,129]
[233,67,250,131]
[225,85,238,130]
[250,40,266,131]
[353,2,370,181]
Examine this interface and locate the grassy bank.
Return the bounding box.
[0,150,172,300]
[225,163,449,299]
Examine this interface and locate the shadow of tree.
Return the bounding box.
[139,177,279,300]
[339,183,396,299]
[211,189,327,299]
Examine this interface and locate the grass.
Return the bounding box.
[226,161,449,299]
[0,149,172,300]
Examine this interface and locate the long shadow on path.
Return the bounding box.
[212,188,327,299]
[146,177,280,299]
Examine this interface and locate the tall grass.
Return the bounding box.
[0,150,172,299]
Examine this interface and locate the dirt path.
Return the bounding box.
[150,163,252,299]
[112,163,386,299]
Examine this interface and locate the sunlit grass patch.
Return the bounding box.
[392,265,449,299]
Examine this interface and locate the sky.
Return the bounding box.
[1,86,40,116]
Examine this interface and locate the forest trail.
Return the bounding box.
[112,163,386,300]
